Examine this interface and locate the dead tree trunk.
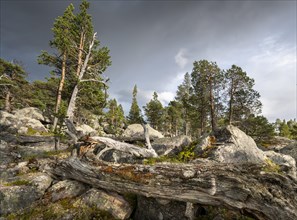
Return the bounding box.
[66,33,96,122]
[47,157,297,220]
[53,51,67,129]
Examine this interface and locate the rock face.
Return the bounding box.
[0,110,48,135]
[0,173,52,216]
[122,124,164,140]
[280,142,297,162]
[195,125,296,178]
[76,124,98,136]
[77,188,133,220]
[134,196,188,220]
[47,180,88,202]
[13,107,45,122]
[152,135,192,156]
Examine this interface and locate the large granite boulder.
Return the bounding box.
[13,107,45,122]
[152,135,192,156]
[76,124,98,136]
[75,188,133,220]
[0,173,52,216]
[280,142,297,162]
[134,196,188,220]
[195,125,296,177]
[47,180,88,202]
[0,110,48,135]
[122,124,164,140]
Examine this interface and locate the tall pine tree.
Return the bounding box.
[144,92,164,131]
[127,85,143,124]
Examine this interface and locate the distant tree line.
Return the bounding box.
[1,0,296,142]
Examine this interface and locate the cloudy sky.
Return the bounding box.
[1,0,296,121]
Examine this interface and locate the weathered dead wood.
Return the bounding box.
[47,157,297,220]
[90,136,158,158]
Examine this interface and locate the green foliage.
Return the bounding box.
[5,197,116,220]
[191,60,223,132]
[26,127,53,136]
[144,92,165,131]
[127,85,144,124]
[225,65,262,124]
[262,159,281,173]
[240,115,275,144]
[4,180,31,186]
[105,99,126,135]
[0,59,30,111]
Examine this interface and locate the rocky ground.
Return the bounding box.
[1,108,297,220]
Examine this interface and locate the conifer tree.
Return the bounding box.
[176,72,193,136]
[144,92,164,130]
[106,99,125,135]
[225,65,262,124]
[127,85,143,124]
[0,59,29,111]
[191,60,223,133]
[38,4,75,128]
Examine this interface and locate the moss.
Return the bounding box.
[4,180,31,186]
[262,159,281,173]
[5,198,117,220]
[143,155,181,165]
[26,126,53,136]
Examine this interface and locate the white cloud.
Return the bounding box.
[175,48,189,69]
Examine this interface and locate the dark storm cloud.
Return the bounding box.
[1,0,296,120]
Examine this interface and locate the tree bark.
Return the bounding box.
[228,79,234,125]
[90,136,158,158]
[209,78,216,131]
[4,90,11,112]
[47,157,297,220]
[66,33,96,122]
[76,32,85,77]
[53,51,67,129]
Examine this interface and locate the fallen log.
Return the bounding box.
[47,157,297,220]
[89,136,158,158]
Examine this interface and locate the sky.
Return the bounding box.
[1,0,296,122]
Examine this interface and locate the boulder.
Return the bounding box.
[75,188,133,220]
[280,141,297,162]
[122,124,164,140]
[0,173,52,216]
[76,124,98,136]
[0,110,48,135]
[13,107,45,122]
[152,135,192,156]
[47,180,88,202]
[195,125,296,177]
[134,196,188,220]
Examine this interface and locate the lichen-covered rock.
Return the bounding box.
[75,188,133,220]
[0,173,52,216]
[134,196,188,220]
[47,180,88,202]
[0,110,47,135]
[280,141,297,162]
[76,124,98,136]
[152,135,192,156]
[195,125,296,178]
[13,107,45,122]
[122,124,164,140]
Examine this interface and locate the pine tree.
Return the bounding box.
[175,72,193,136]
[166,101,183,136]
[191,60,223,134]
[38,4,75,128]
[127,85,143,124]
[225,65,262,124]
[144,92,164,131]
[106,99,125,135]
[0,59,29,111]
